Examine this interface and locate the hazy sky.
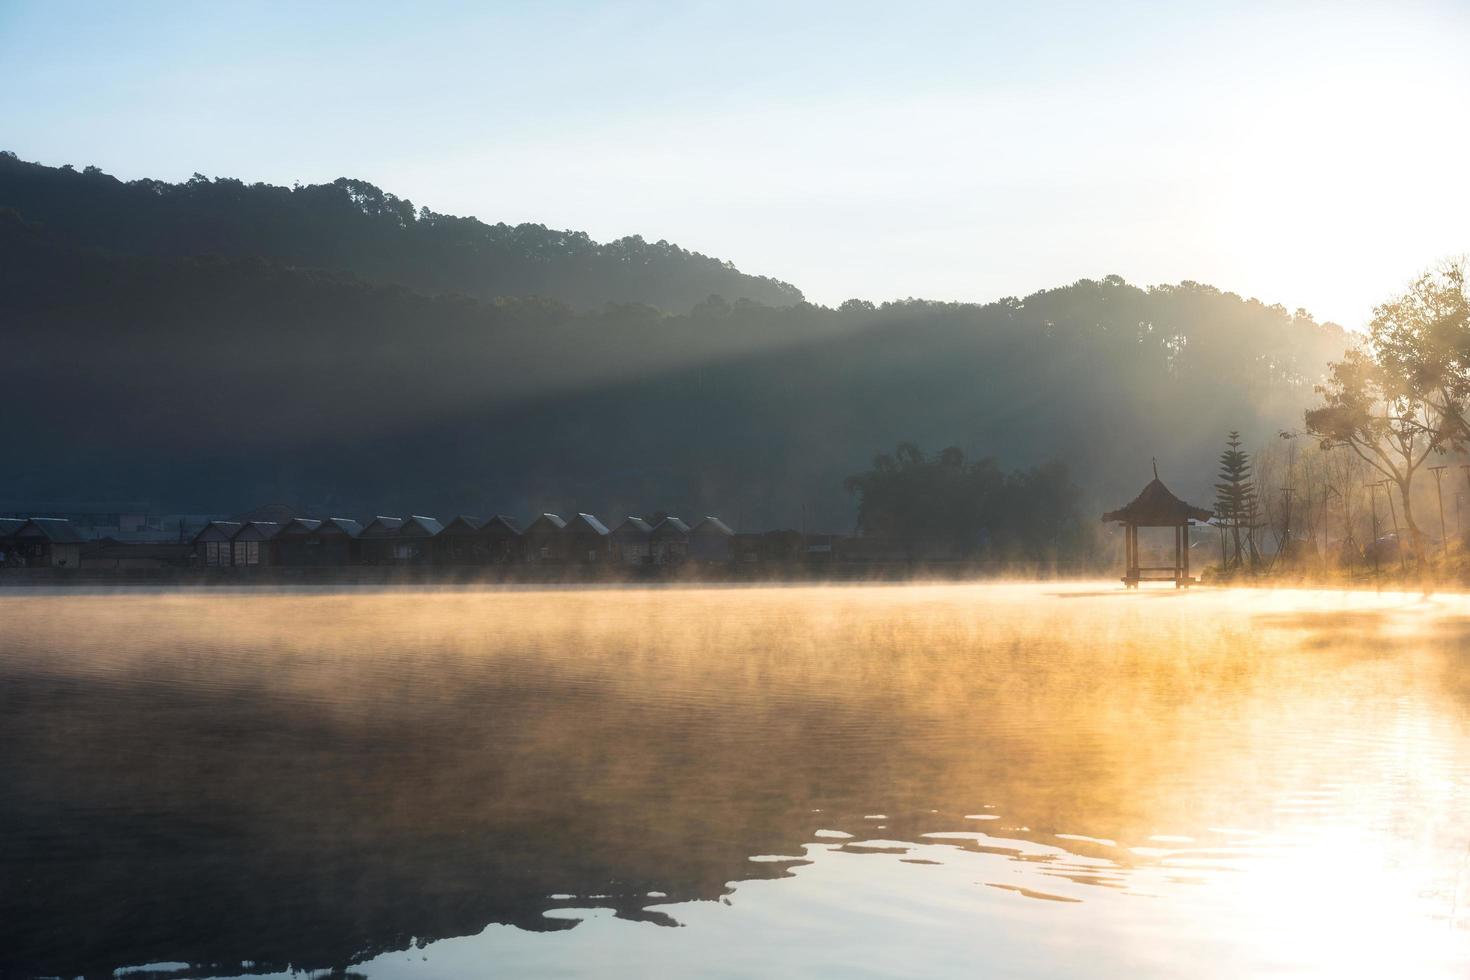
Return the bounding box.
[4,0,1467,326]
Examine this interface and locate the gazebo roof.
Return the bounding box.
[1102,477,1212,526]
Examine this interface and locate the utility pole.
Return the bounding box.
[1279,486,1295,565]
[1365,482,1381,579]
[1325,484,1348,569]
[1429,465,1449,561]
[1382,479,1406,572]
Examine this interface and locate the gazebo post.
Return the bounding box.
[1126,523,1138,587]
[1172,525,1180,585]
[1182,522,1190,587]
[1124,524,1130,586]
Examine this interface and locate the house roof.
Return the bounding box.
[479,514,523,535]
[441,515,484,534]
[526,513,567,531]
[233,521,281,541]
[1102,478,1212,526]
[567,512,610,535]
[280,518,323,535]
[690,516,735,536]
[16,518,85,543]
[612,517,653,536]
[360,516,405,537]
[233,503,298,525]
[399,515,444,537]
[0,517,27,538]
[192,520,243,544]
[315,517,363,538]
[650,517,691,536]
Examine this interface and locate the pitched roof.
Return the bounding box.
[17,518,85,543]
[440,515,484,534]
[232,503,298,525]
[479,514,523,535]
[315,517,363,537]
[526,513,567,531]
[690,516,734,536]
[279,518,323,535]
[192,520,243,544]
[650,517,691,536]
[567,512,610,535]
[399,515,444,537]
[0,517,29,538]
[1102,478,1212,525]
[360,516,405,537]
[233,521,281,541]
[612,516,653,536]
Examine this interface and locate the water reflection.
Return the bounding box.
[1,584,1467,978]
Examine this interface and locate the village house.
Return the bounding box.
[565,513,611,564]
[802,533,844,564]
[394,515,443,564]
[231,521,280,567]
[649,517,690,565]
[311,518,363,565]
[273,518,323,565]
[358,516,404,564]
[610,517,653,565]
[687,517,735,563]
[478,515,524,563]
[192,521,242,567]
[732,531,764,564]
[435,516,484,564]
[0,518,25,566]
[523,513,569,563]
[0,501,152,539]
[12,518,84,568]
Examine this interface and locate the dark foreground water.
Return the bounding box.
[2,583,1468,979]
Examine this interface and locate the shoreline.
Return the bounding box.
[5,564,1470,596]
[0,561,1103,589]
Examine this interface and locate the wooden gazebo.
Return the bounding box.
[1102,465,1213,588]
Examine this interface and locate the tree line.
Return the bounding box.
[843,444,1085,561]
[1,161,1349,530]
[1203,262,1470,576]
[1302,261,1470,572]
[0,152,802,311]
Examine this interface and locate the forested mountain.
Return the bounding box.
[0,153,802,311]
[2,200,1348,529]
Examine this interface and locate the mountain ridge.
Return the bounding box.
[0,152,803,312]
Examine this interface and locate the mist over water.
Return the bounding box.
[2,583,1468,978]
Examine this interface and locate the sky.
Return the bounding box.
[2,0,1467,327]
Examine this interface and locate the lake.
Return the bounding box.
[2,583,1468,978]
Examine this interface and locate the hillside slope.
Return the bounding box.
[2,209,1348,527]
[0,152,802,311]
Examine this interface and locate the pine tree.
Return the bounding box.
[1214,431,1257,569]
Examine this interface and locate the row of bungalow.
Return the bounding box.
[0,517,85,568]
[188,513,737,568]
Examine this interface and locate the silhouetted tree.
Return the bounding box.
[1213,431,1256,569]
[1305,350,1444,570]
[844,445,1082,561]
[1367,261,1470,445]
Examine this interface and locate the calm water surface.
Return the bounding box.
[2,583,1468,978]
